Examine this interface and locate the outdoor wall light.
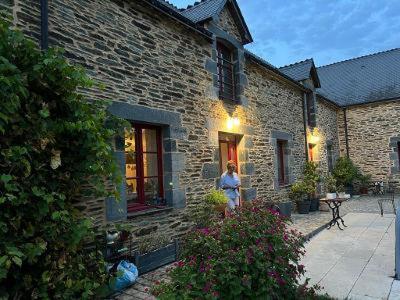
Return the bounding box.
[227,117,240,130]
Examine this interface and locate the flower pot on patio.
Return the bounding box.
[309,198,319,212]
[277,201,292,217]
[296,199,311,214]
[326,192,336,200]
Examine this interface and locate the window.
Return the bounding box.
[217,42,235,101]
[398,142,400,169]
[306,92,316,127]
[125,124,164,212]
[327,144,334,172]
[277,140,288,186]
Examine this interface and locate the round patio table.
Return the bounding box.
[320,198,348,230]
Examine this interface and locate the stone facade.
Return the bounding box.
[315,96,340,175]
[5,0,400,241]
[343,100,400,186]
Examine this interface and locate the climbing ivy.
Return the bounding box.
[0,21,124,298]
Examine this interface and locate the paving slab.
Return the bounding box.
[302,213,396,300]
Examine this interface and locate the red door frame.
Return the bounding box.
[127,124,164,212]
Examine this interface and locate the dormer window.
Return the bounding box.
[217,42,235,101]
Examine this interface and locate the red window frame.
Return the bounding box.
[217,42,235,102]
[277,140,287,186]
[125,124,164,213]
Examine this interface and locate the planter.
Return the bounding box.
[309,198,319,212]
[277,201,292,217]
[134,240,179,275]
[214,203,226,213]
[345,184,354,196]
[326,193,337,200]
[297,199,311,214]
[359,187,368,195]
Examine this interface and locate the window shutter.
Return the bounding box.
[106,139,127,221]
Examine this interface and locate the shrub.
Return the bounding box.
[205,189,228,205]
[332,157,359,186]
[153,201,323,299]
[323,175,337,193]
[303,161,320,196]
[0,22,124,298]
[289,181,308,201]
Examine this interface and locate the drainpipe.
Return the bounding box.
[40,0,49,50]
[343,108,350,158]
[302,93,309,162]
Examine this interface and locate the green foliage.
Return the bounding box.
[0,22,125,298]
[323,175,337,193]
[153,201,323,299]
[205,189,228,205]
[289,181,308,201]
[332,157,360,186]
[356,173,371,188]
[303,161,320,196]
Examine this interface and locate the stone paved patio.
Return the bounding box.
[114,196,399,299]
[300,213,397,299]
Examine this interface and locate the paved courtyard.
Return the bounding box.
[301,213,398,299]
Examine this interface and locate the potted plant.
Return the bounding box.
[303,162,320,212]
[357,174,371,195]
[324,175,337,199]
[336,184,346,198]
[332,157,359,196]
[205,189,228,213]
[289,181,310,214]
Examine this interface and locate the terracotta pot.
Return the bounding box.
[214,203,226,213]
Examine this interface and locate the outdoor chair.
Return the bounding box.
[377,182,396,216]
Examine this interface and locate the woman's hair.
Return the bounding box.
[226,160,236,169]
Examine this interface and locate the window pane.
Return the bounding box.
[125,128,136,152]
[125,153,137,178]
[143,153,158,177]
[126,178,138,203]
[144,178,159,202]
[142,128,157,152]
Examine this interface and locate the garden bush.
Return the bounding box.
[0,21,124,298]
[153,201,325,299]
[332,157,360,187]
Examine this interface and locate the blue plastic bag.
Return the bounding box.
[110,260,138,291]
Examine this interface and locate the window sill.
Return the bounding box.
[127,207,173,219]
[279,183,292,189]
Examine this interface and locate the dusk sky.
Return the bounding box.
[169,0,400,67]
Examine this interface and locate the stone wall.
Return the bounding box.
[216,6,242,43]
[5,0,308,240]
[344,100,400,187]
[315,97,340,175]
[244,62,307,202]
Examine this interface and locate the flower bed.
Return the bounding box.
[153,200,329,299]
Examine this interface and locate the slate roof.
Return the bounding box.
[279,59,314,82]
[180,0,227,23]
[317,48,400,106]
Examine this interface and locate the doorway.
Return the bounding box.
[219,132,239,175]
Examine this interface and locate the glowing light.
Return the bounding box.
[227,118,234,130]
[233,117,240,126]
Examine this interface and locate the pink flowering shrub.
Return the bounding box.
[153,200,328,299]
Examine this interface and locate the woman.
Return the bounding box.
[220,160,241,210]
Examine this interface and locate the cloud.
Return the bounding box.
[168,0,400,66]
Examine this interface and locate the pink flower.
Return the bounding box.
[203,282,212,293]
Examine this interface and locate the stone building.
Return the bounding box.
[3,0,400,239]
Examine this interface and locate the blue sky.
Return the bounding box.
[169,0,400,67]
